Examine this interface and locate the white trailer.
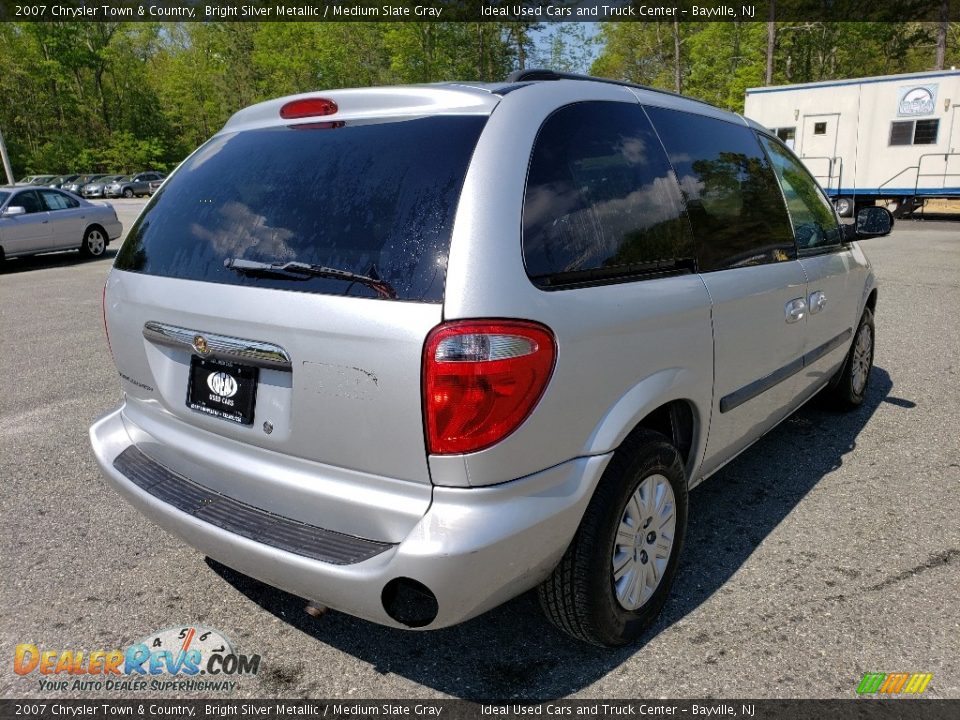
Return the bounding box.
[744,69,960,216]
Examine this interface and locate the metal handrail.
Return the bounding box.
[878,165,920,190]
[914,152,960,195]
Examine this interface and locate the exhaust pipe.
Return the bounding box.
[304,602,328,618]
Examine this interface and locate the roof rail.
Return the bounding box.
[504,68,714,108]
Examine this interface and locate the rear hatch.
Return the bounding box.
[105,88,494,534]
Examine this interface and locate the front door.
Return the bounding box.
[760,135,863,397]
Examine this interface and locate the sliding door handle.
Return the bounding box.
[786,298,807,323]
[809,291,827,314]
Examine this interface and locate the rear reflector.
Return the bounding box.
[423,320,556,455]
[279,98,338,119]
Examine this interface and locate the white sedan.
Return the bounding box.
[0,186,122,261]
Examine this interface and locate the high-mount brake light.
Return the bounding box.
[279,98,338,119]
[423,320,556,455]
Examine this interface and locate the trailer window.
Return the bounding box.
[890,119,939,146]
[813,122,827,135]
[913,120,939,144]
[775,127,796,150]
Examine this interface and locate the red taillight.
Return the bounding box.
[279,98,338,119]
[423,320,556,455]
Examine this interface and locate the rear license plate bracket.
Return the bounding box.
[186,356,258,426]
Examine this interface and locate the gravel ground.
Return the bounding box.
[1,203,958,700]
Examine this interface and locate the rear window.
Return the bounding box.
[116,115,486,302]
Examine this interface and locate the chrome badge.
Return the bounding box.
[193,334,210,355]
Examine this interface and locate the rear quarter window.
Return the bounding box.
[522,101,694,288]
[115,115,487,302]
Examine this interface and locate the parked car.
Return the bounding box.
[106,172,165,198]
[90,71,891,646]
[0,186,122,260]
[63,174,107,195]
[48,174,80,189]
[83,175,124,198]
[16,175,56,186]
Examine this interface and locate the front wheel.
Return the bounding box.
[80,227,107,258]
[824,307,874,410]
[122,188,134,199]
[538,430,688,646]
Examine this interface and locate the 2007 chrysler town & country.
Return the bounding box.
[90,71,891,646]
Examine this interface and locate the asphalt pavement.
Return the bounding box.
[1,201,958,699]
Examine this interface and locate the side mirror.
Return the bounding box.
[855,206,893,238]
[1,206,26,218]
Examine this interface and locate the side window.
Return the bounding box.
[522,101,694,288]
[890,119,939,146]
[644,106,795,272]
[39,190,78,211]
[775,127,796,150]
[14,190,44,214]
[759,135,843,252]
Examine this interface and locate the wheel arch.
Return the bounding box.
[583,368,705,483]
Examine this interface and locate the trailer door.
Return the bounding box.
[948,106,960,192]
[800,113,841,192]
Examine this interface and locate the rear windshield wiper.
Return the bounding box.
[224,258,397,299]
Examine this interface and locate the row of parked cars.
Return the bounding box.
[16,172,165,198]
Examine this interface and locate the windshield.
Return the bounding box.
[0,191,10,206]
[116,114,487,302]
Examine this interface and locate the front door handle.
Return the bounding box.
[809,290,827,314]
[786,297,807,323]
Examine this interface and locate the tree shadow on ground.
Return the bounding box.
[209,367,904,699]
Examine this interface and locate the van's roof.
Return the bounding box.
[222,74,758,135]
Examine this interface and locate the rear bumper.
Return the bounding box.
[89,407,610,629]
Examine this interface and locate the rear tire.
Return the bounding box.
[80,226,107,258]
[824,307,874,410]
[538,430,688,647]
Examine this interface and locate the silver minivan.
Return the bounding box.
[90,71,890,646]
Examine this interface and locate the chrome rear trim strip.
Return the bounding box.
[143,321,292,371]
